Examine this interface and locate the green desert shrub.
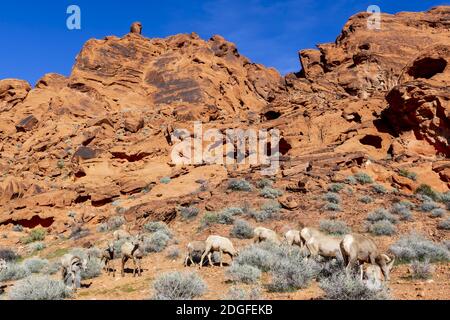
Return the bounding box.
[227,179,252,192]
[256,178,273,189]
[420,201,439,212]
[166,247,180,260]
[368,220,396,236]
[160,177,171,184]
[180,206,200,221]
[0,263,30,282]
[143,221,172,238]
[410,260,434,280]
[152,271,207,300]
[345,176,357,185]
[438,218,450,230]
[372,184,387,194]
[389,233,449,262]
[96,223,108,233]
[390,203,413,221]
[107,215,126,231]
[259,187,283,199]
[358,196,373,204]
[12,225,24,232]
[42,261,62,275]
[328,183,345,193]
[230,220,254,239]
[9,275,71,300]
[429,208,446,218]
[415,184,440,201]
[319,271,389,300]
[29,242,47,252]
[227,263,261,284]
[367,208,398,224]
[398,169,417,181]
[324,203,342,212]
[21,228,46,244]
[249,201,281,222]
[143,231,171,253]
[22,258,49,274]
[354,172,373,185]
[319,220,351,235]
[323,192,341,204]
[0,248,18,262]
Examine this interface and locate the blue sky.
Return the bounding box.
[0,0,447,85]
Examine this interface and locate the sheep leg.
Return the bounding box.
[121,256,128,277]
[184,253,189,267]
[199,249,209,269]
[132,257,137,277]
[219,250,223,267]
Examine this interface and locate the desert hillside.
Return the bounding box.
[0,6,449,300]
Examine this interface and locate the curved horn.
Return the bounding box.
[381,254,391,262]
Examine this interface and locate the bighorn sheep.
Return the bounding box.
[100,242,115,277]
[254,227,281,245]
[113,229,132,241]
[360,264,384,290]
[200,235,238,268]
[184,241,206,267]
[284,230,302,247]
[61,254,87,292]
[300,227,322,247]
[340,234,395,281]
[305,232,344,260]
[130,22,142,35]
[121,238,143,277]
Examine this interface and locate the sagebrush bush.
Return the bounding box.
[372,184,387,194]
[107,215,126,231]
[21,228,46,244]
[23,258,49,274]
[223,286,261,300]
[367,208,398,224]
[230,220,254,239]
[259,187,283,199]
[358,196,373,204]
[323,192,341,204]
[319,220,351,235]
[328,183,345,193]
[68,248,102,280]
[355,172,373,185]
[0,248,18,262]
[180,206,200,221]
[324,203,342,212]
[0,263,30,282]
[345,176,357,185]
[249,201,281,222]
[29,242,46,252]
[415,184,440,201]
[390,203,413,221]
[96,223,108,233]
[398,200,415,209]
[227,263,261,284]
[12,225,24,232]
[143,221,172,238]
[268,251,319,292]
[398,169,417,181]
[443,240,450,251]
[143,231,171,253]
[69,225,90,240]
[429,208,445,218]
[256,178,273,189]
[420,201,439,212]
[42,261,62,275]
[9,275,71,300]
[160,177,171,184]
[319,271,389,300]
[152,271,207,300]
[227,179,252,192]
[438,218,450,230]
[368,220,396,236]
[440,192,450,204]
[389,233,449,262]
[235,244,276,272]
[410,260,434,280]
[166,247,180,260]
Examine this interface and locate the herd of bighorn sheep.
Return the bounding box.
[54,222,394,293]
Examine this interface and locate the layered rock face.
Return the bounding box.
[0,6,449,230]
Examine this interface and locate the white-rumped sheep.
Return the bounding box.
[340,234,395,281]
[121,239,143,277]
[101,242,115,277]
[300,227,322,247]
[184,241,206,267]
[360,263,385,290]
[253,227,281,245]
[200,235,238,268]
[305,232,344,260]
[61,254,87,292]
[284,230,302,247]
